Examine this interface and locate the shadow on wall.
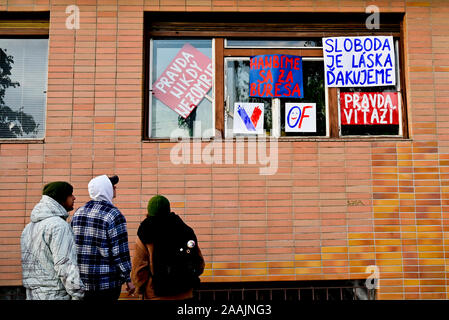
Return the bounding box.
[0,286,26,300]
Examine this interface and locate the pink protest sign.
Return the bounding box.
[152,43,213,119]
[340,92,399,125]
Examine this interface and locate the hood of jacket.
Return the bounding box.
[137,212,188,244]
[88,175,113,203]
[30,195,69,223]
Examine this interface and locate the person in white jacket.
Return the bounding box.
[21,181,85,300]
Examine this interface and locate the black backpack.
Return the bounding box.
[151,216,203,296]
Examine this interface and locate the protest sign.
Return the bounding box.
[323,36,396,87]
[285,103,316,132]
[152,43,213,118]
[340,92,399,125]
[233,103,264,134]
[249,54,304,98]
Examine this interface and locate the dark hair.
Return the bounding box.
[42,181,73,204]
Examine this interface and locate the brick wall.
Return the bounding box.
[0,0,448,300]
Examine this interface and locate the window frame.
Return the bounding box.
[143,12,408,141]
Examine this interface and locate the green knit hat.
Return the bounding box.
[147,195,170,217]
[42,181,73,205]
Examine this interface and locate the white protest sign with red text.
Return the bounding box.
[152,43,213,119]
[340,92,399,125]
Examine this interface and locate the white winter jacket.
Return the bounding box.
[21,195,85,300]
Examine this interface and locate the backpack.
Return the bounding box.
[151,218,203,296]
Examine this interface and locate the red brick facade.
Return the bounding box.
[1,0,449,300]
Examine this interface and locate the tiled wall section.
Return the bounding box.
[0,0,448,300]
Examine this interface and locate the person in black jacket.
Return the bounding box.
[131,195,205,300]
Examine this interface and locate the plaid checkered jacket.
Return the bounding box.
[71,200,132,291]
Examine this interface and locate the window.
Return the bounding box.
[144,12,407,140]
[149,39,214,138]
[0,13,49,140]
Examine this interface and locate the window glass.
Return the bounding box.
[225,59,326,138]
[280,60,326,136]
[0,38,48,139]
[225,58,272,137]
[226,39,323,48]
[150,39,214,138]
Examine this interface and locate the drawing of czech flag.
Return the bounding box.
[233,103,264,134]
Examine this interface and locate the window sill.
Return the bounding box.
[0,139,44,144]
[142,137,412,143]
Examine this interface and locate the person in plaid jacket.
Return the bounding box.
[71,174,135,300]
